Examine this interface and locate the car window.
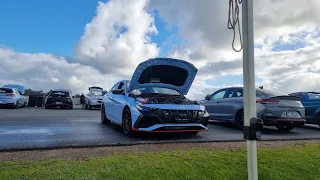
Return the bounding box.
[14,89,20,95]
[211,90,227,99]
[91,90,103,96]
[118,83,125,90]
[307,92,320,100]
[110,83,119,92]
[50,91,70,97]
[0,88,13,94]
[226,88,243,98]
[256,89,285,98]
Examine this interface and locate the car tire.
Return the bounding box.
[101,104,110,125]
[235,109,244,129]
[45,105,49,109]
[276,124,294,131]
[316,113,320,126]
[122,107,134,136]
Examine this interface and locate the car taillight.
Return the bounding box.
[6,93,14,97]
[256,99,279,104]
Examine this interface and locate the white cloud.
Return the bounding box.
[150,0,320,98]
[75,0,159,76]
[0,47,122,94]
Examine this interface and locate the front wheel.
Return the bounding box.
[101,105,110,125]
[235,110,244,129]
[122,107,134,136]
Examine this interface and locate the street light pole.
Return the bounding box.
[242,0,258,180]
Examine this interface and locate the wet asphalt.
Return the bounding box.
[0,107,319,151]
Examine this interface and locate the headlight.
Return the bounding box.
[200,105,206,111]
[136,102,156,112]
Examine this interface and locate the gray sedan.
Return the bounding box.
[200,87,306,131]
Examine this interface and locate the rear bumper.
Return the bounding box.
[0,99,15,107]
[45,103,73,108]
[262,118,306,126]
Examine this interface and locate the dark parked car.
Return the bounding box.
[288,92,320,126]
[44,89,73,109]
[200,87,306,131]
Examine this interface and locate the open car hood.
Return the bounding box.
[2,84,25,94]
[128,58,198,95]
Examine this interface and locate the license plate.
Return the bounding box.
[282,111,300,118]
[56,102,62,104]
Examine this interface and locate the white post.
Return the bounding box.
[242,0,258,180]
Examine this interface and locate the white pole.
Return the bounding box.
[242,0,258,180]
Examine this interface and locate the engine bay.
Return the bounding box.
[137,95,198,105]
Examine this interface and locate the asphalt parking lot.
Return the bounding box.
[0,107,319,151]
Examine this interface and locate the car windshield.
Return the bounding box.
[50,91,70,97]
[0,88,13,94]
[91,90,103,96]
[256,89,286,98]
[132,87,181,96]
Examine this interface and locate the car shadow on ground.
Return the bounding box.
[208,120,300,135]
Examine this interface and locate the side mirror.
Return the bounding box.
[205,94,211,101]
[112,89,124,95]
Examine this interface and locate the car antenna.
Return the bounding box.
[312,84,320,92]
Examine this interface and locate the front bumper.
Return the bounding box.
[133,109,209,132]
[89,99,103,108]
[132,123,208,132]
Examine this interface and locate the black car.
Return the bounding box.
[44,89,73,109]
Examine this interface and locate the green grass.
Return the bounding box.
[1,144,320,180]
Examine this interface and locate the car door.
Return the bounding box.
[105,83,119,121]
[203,89,228,121]
[220,88,244,121]
[17,90,25,105]
[112,81,128,123]
[14,89,23,105]
[302,92,320,123]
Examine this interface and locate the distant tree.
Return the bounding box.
[25,89,46,96]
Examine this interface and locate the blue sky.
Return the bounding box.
[0,0,177,57]
[0,0,98,55]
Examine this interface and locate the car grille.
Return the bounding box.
[158,110,202,123]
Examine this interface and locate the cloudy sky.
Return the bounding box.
[0,0,319,100]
